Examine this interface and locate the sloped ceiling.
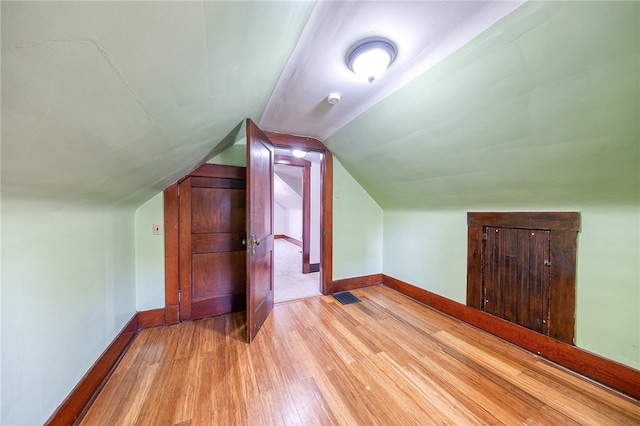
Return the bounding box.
[1,1,314,204]
[259,0,523,140]
[274,168,302,210]
[2,1,637,210]
[326,1,639,209]
[275,164,303,198]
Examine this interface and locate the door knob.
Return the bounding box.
[249,234,260,255]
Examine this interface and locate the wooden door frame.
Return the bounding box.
[164,132,333,325]
[274,154,312,274]
[264,131,333,295]
[467,211,580,344]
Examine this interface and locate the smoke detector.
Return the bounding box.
[327,93,341,105]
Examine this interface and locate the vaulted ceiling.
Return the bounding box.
[2,1,638,210]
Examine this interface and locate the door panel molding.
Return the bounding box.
[178,178,193,320]
[165,163,247,324]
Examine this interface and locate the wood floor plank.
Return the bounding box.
[347,359,424,424]
[289,378,338,425]
[378,350,495,425]
[525,359,640,422]
[426,351,534,425]
[433,330,525,376]
[80,286,640,425]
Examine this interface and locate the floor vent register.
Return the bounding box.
[332,291,361,305]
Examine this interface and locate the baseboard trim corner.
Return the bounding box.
[45,314,139,426]
[138,307,167,329]
[333,273,383,293]
[45,305,171,425]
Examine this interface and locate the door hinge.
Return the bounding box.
[544,260,551,267]
[482,233,487,241]
[482,287,487,309]
[178,288,181,303]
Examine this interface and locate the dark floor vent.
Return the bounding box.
[333,291,361,305]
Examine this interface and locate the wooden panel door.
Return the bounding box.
[246,119,275,343]
[179,165,246,321]
[482,227,550,333]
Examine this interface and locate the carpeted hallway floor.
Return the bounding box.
[274,238,321,303]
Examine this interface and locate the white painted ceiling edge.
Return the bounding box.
[274,171,302,210]
[260,0,527,141]
[275,163,303,194]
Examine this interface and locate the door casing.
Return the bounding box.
[264,131,333,295]
[163,128,334,325]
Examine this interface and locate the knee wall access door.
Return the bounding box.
[482,227,551,334]
[467,212,580,344]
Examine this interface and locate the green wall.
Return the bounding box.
[135,193,165,311]
[325,1,639,371]
[5,4,632,423]
[1,194,136,425]
[325,2,638,211]
[209,142,247,167]
[383,210,467,303]
[383,207,639,370]
[575,206,639,368]
[132,157,386,311]
[332,159,384,280]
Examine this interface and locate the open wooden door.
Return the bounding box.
[246,119,275,343]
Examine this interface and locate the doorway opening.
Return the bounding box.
[273,154,322,302]
[163,125,334,327]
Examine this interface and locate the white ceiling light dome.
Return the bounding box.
[347,38,397,83]
[291,149,307,158]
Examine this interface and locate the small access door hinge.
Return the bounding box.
[544,260,551,267]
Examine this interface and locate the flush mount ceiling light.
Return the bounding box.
[291,149,307,158]
[347,38,397,83]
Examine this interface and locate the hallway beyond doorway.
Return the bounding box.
[274,239,321,303]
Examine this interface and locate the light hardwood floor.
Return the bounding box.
[80,286,640,425]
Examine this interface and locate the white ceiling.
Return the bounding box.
[274,165,302,209]
[260,0,525,140]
